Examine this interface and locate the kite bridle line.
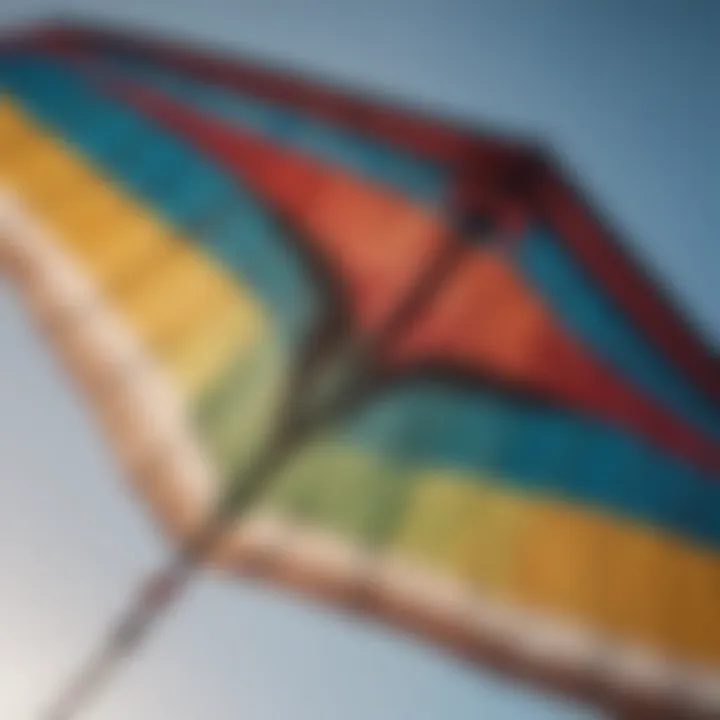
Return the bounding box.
[39,205,495,720]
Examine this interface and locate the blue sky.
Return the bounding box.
[0,1,717,718]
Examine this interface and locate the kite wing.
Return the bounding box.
[1,25,719,718]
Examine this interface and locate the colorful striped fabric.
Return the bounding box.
[1,23,718,718]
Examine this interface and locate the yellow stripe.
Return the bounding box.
[164,298,265,401]
[392,474,479,566]
[0,98,267,401]
[392,474,720,664]
[451,484,526,597]
[512,502,606,625]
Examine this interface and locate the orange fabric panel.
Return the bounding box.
[662,546,720,664]
[512,502,604,624]
[594,523,674,649]
[301,174,441,330]
[385,250,550,383]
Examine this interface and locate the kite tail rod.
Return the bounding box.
[39,423,298,720]
[40,551,197,720]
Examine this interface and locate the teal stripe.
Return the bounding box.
[517,225,719,439]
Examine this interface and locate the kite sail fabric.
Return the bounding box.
[1,22,719,719]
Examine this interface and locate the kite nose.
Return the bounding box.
[451,150,547,241]
[450,208,496,243]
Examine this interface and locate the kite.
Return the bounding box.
[0,21,718,720]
